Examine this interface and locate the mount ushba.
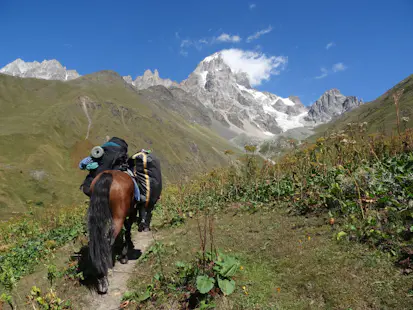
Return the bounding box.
[0,52,363,143]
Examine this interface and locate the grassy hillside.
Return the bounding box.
[311,74,413,139]
[0,72,239,218]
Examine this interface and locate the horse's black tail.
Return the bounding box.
[88,172,113,276]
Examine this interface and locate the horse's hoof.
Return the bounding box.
[120,257,128,264]
[97,277,108,294]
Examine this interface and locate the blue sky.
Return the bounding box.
[1,0,412,104]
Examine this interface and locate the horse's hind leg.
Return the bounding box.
[119,215,137,264]
[109,218,126,265]
[112,218,130,265]
[124,205,137,250]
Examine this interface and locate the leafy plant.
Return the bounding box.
[26,286,71,310]
[124,250,240,309]
[0,292,13,309]
[47,263,58,286]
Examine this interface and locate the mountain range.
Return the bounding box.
[0,53,363,142]
[0,58,80,81]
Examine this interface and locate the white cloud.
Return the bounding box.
[180,39,192,56]
[180,39,191,48]
[332,62,346,72]
[179,38,210,55]
[247,26,273,42]
[249,3,256,9]
[178,31,246,57]
[216,33,242,43]
[326,42,335,50]
[219,49,287,86]
[315,63,347,79]
[315,67,328,79]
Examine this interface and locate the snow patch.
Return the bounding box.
[263,131,275,136]
[274,111,307,132]
[237,84,267,101]
[280,98,295,106]
[203,53,220,63]
[200,71,208,87]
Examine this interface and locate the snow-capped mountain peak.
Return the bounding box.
[178,52,308,136]
[0,58,80,81]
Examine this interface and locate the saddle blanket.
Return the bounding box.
[124,169,140,201]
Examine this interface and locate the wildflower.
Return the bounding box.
[240,266,244,271]
[307,236,311,241]
[242,286,248,295]
[276,287,281,293]
[402,117,410,123]
[298,239,302,243]
[316,137,325,144]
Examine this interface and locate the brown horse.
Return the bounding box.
[88,170,136,294]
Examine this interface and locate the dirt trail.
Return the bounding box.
[87,231,154,310]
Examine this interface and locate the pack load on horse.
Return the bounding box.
[77,138,162,294]
[79,137,129,196]
[128,149,162,232]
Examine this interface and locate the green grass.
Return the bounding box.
[126,209,412,309]
[0,204,87,297]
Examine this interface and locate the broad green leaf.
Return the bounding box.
[196,275,215,294]
[122,291,135,301]
[218,277,236,296]
[213,253,240,277]
[138,289,151,302]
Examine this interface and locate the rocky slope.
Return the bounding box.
[0,59,79,81]
[305,88,363,123]
[123,69,179,90]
